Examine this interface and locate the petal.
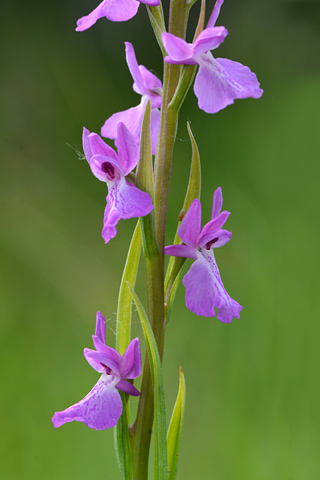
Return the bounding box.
[125,42,145,95]
[198,228,232,249]
[101,104,146,147]
[95,311,106,344]
[120,338,142,379]
[84,348,121,376]
[150,108,160,155]
[76,0,140,31]
[194,55,234,114]
[177,198,202,247]
[138,65,162,100]
[90,154,123,181]
[215,57,263,99]
[164,244,197,260]
[102,180,154,243]
[183,250,242,322]
[139,0,159,5]
[116,379,140,396]
[116,123,140,175]
[206,0,224,29]
[194,54,263,114]
[199,211,230,241]
[161,33,194,63]
[193,27,228,56]
[82,127,92,160]
[87,132,118,162]
[101,191,121,243]
[52,375,122,430]
[211,186,223,219]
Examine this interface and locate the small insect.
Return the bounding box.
[178,208,185,222]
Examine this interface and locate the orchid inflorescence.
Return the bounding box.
[53,1,262,478]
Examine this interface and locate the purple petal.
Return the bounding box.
[101,192,121,243]
[101,104,146,147]
[164,244,197,260]
[178,198,202,247]
[76,0,139,31]
[120,338,142,379]
[82,127,92,160]
[193,27,228,56]
[84,348,121,376]
[116,123,139,175]
[102,180,153,243]
[150,108,160,155]
[125,42,145,95]
[183,250,242,322]
[52,375,122,430]
[161,33,194,64]
[199,211,230,240]
[116,379,140,396]
[215,57,263,99]
[138,66,162,106]
[211,186,223,219]
[87,132,118,162]
[194,54,263,114]
[139,0,159,5]
[89,154,122,182]
[206,0,224,29]
[198,228,232,249]
[95,311,106,344]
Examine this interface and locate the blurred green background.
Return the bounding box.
[1,1,320,479]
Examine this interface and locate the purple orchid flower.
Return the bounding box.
[165,187,242,322]
[76,0,160,32]
[161,0,263,114]
[52,311,142,430]
[83,122,154,243]
[101,42,162,155]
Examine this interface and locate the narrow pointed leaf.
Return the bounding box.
[114,221,141,480]
[167,367,186,480]
[116,220,142,355]
[126,282,167,480]
[114,392,133,480]
[164,122,201,320]
[136,100,159,260]
[147,5,167,57]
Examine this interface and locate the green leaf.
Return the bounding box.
[126,282,167,480]
[136,100,159,260]
[114,221,142,480]
[114,392,133,480]
[167,367,186,480]
[164,122,201,321]
[116,220,142,355]
[147,4,167,57]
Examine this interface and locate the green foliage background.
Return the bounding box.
[1,1,319,478]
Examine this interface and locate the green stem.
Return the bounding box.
[130,1,192,478]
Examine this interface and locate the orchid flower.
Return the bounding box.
[165,187,242,322]
[101,42,162,155]
[161,0,263,114]
[52,312,142,430]
[76,0,160,32]
[83,122,154,243]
